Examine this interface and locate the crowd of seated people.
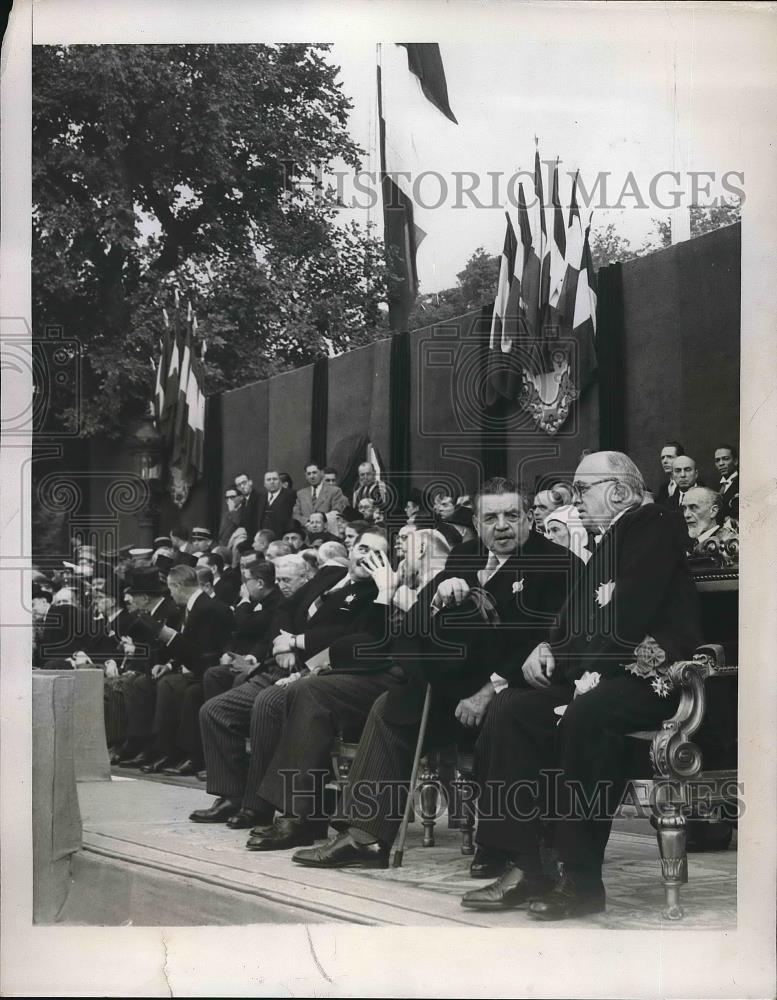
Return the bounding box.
[31,443,738,920]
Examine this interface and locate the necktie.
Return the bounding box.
[312,486,318,504]
[478,552,500,586]
[307,575,349,618]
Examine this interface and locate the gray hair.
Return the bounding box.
[599,451,646,501]
[273,553,312,580]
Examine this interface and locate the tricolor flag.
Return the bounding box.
[571,219,598,391]
[378,43,458,332]
[489,212,518,351]
[485,149,598,433]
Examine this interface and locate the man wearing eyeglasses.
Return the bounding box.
[462,451,702,920]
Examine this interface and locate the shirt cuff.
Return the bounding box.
[490,672,509,693]
[295,634,305,651]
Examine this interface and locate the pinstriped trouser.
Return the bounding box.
[199,672,279,807]
[252,671,401,818]
[344,690,472,849]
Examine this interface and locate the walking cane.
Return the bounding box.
[392,682,432,869]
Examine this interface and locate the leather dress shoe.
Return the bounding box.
[109,750,123,766]
[121,751,152,769]
[226,808,271,831]
[162,759,202,777]
[292,831,389,869]
[246,816,316,852]
[461,861,551,910]
[469,846,510,879]
[196,770,207,782]
[527,871,606,921]
[189,797,241,823]
[140,756,174,774]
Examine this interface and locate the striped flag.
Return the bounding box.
[571,219,598,390]
[535,147,551,334]
[548,159,567,311]
[167,301,206,504]
[489,212,518,351]
[154,308,170,426]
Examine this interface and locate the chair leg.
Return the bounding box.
[454,767,476,855]
[652,808,688,920]
[418,756,439,848]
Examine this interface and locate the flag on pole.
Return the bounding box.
[489,212,518,351]
[378,43,458,332]
[159,292,205,507]
[483,147,598,433]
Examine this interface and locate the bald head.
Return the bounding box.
[573,451,644,530]
[671,455,698,491]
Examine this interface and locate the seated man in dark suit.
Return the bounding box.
[201,559,285,701]
[139,565,234,775]
[109,567,181,767]
[190,531,389,831]
[458,451,702,919]
[240,528,453,852]
[291,478,573,870]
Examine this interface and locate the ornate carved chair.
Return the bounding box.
[330,644,738,920]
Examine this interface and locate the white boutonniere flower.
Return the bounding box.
[344,593,356,604]
[252,603,263,612]
[595,580,616,607]
[512,578,525,594]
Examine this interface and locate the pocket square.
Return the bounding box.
[595,580,615,607]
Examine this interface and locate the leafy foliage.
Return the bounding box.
[33,44,392,437]
[409,247,499,330]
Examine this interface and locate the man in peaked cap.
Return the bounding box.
[190,527,213,555]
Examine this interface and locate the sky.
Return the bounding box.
[323,6,755,293]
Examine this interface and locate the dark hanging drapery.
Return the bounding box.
[310,356,329,465]
[389,330,411,504]
[596,262,626,452]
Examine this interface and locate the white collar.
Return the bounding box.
[150,595,166,615]
[696,524,720,544]
[719,471,738,486]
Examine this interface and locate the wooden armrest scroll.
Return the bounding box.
[650,649,718,781]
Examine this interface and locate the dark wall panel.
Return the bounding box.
[267,363,313,487]
[408,310,484,498]
[369,337,393,464]
[621,223,740,491]
[327,342,376,464]
[221,379,269,493]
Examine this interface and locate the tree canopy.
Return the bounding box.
[33,44,392,436]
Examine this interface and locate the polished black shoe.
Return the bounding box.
[109,750,123,766]
[469,846,510,879]
[196,770,207,782]
[527,871,606,921]
[140,756,174,774]
[246,816,316,852]
[121,751,152,769]
[189,797,241,824]
[162,759,202,777]
[461,861,552,910]
[292,831,389,869]
[226,808,271,831]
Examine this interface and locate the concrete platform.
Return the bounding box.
[61,773,736,929]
